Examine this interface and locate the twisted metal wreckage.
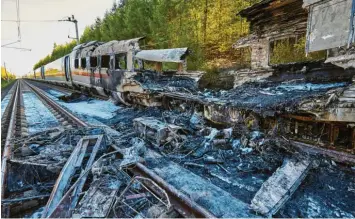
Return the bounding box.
[2,0,355,218]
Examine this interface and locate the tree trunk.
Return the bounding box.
[203,0,208,44]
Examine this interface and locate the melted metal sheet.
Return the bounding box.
[135,48,189,63]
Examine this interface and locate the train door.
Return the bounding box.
[107,55,114,90]
[40,66,45,79]
[89,56,97,86]
[64,56,71,82]
[99,55,110,90]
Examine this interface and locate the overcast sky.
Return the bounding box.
[1,0,115,76]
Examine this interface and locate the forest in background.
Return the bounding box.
[33,0,258,70]
[33,0,324,71]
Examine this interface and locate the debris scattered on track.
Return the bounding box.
[2,74,354,218]
[22,92,59,134]
[57,92,90,103]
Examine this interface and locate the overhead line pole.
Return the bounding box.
[4,62,9,82]
[58,15,80,45]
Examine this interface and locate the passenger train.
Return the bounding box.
[26,37,192,106]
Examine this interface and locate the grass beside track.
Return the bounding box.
[1,79,16,89]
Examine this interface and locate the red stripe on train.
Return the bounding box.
[72,71,109,79]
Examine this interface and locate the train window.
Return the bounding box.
[115,54,127,69]
[101,55,110,68]
[90,57,97,68]
[134,59,143,70]
[134,59,139,69]
[81,58,86,69]
[74,59,79,68]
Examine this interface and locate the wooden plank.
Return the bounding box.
[250,158,312,217]
[47,135,105,218]
[42,136,91,217]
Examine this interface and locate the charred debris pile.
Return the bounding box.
[4,59,355,218]
[201,63,354,114]
[134,70,199,93]
[4,126,178,218]
[5,77,355,217]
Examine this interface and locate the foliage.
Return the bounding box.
[33,40,77,70]
[198,66,234,90]
[33,1,327,70]
[270,36,326,64]
[33,0,258,70]
[1,79,16,89]
[1,67,16,88]
[1,67,16,80]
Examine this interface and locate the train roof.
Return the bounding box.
[77,41,103,58]
[72,43,85,51]
[135,48,189,63]
[91,37,145,56]
[72,41,102,51]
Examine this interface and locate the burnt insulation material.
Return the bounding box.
[202,81,349,115]
[134,70,198,93]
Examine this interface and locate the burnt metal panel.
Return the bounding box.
[135,48,189,63]
[305,0,353,52]
[91,37,144,56]
[79,45,97,58]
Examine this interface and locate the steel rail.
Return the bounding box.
[133,163,216,218]
[27,79,109,101]
[1,81,20,200]
[23,80,88,127]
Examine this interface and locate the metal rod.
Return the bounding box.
[1,81,20,199]
[2,194,50,204]
[135,163,215,218]
[1,40,20,48]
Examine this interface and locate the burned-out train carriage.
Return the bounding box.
[27,37,192,106]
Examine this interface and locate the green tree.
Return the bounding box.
[34,0,266,70]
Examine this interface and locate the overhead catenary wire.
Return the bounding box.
[1,19,60,22]
[1,0,30,51]
[3,46,31,51]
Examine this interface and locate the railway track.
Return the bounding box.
[1,81,20,198]
[2,79,215,218]
[1,80,23,217]
[27,79,110,101]
[23,80,88,128]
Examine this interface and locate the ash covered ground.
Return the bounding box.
[12,76,355,218]
[94,104,355,218]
